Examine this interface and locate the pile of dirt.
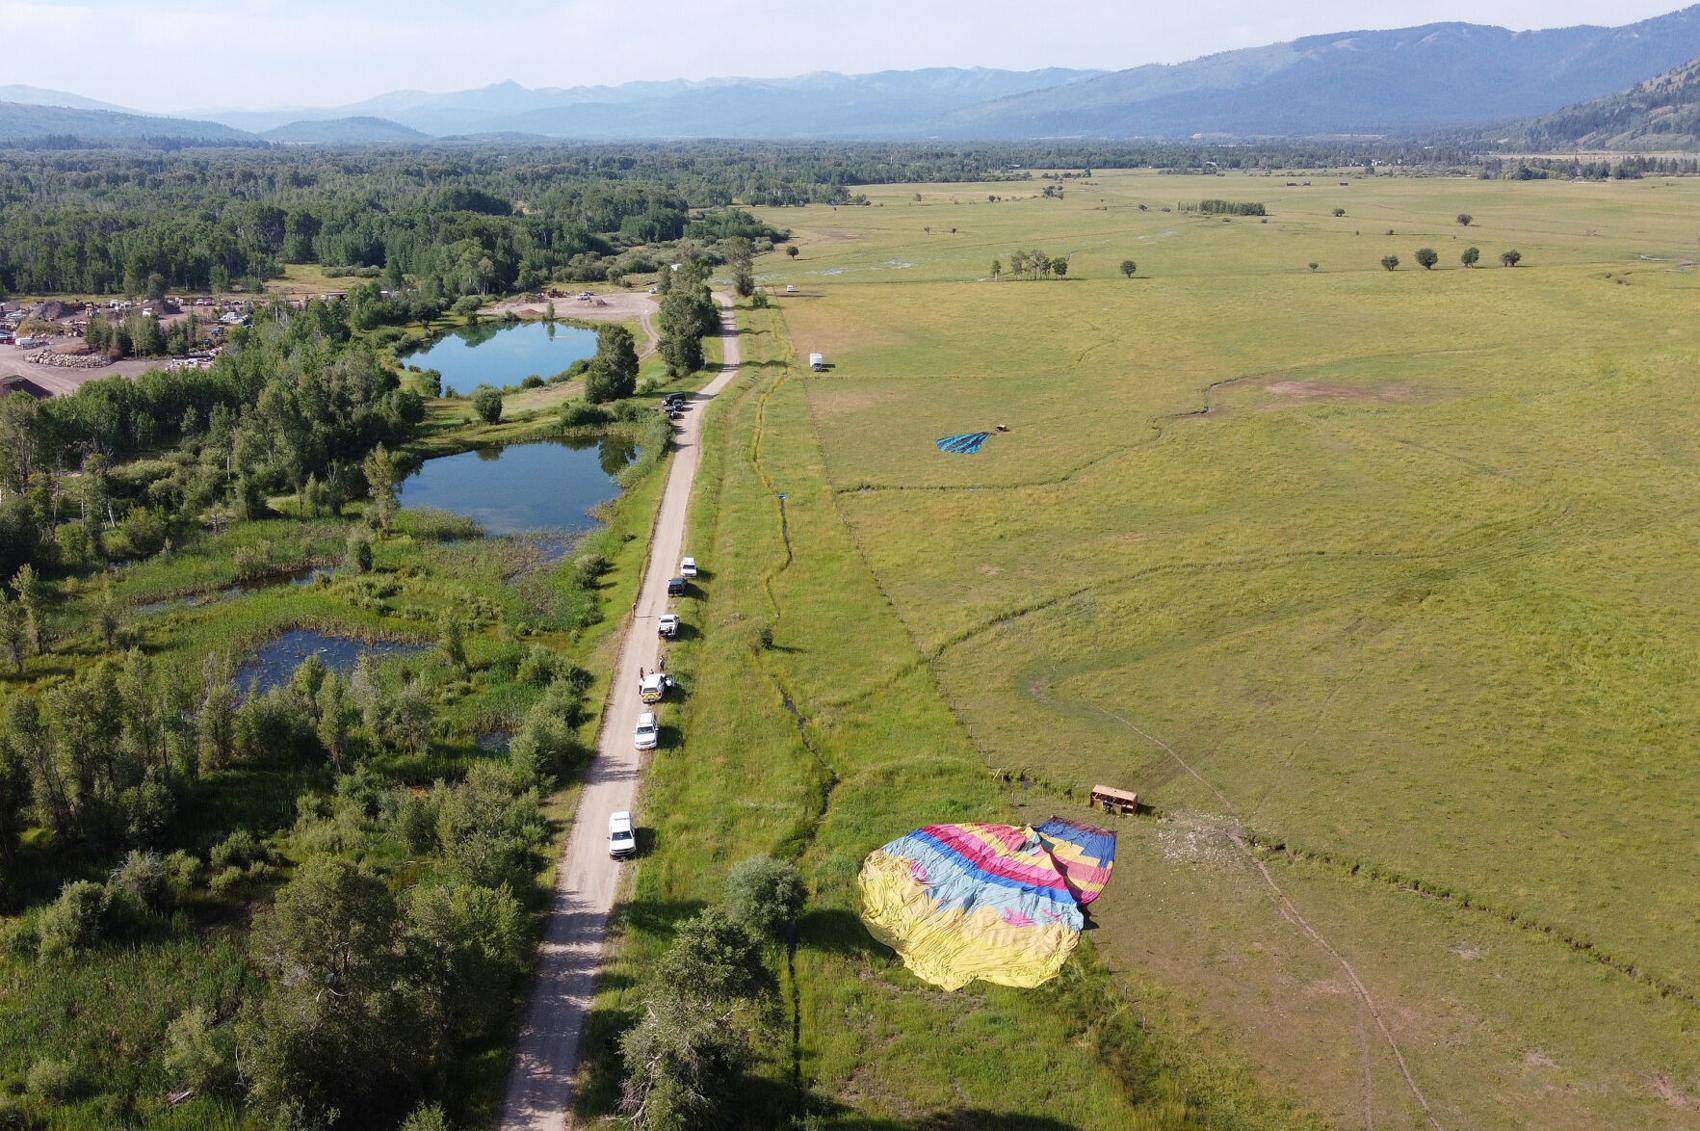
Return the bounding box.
[28,300,73,321]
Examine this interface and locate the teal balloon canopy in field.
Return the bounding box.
[935,432,990,454]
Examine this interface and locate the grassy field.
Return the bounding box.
[650,170,1700,1128]
[579,300,1314,1129]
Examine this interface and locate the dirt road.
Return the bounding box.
[500,296,741,1131]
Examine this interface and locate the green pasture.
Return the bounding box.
[580,302,1311,1129]
[743,170,1700,1126]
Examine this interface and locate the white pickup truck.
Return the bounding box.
[608,811,636,859]
[657,613,679,638]
[633,712,659,750]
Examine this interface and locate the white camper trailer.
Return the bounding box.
[808,352,825,372]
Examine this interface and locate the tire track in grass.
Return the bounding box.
[1086,702,1444,1131]
[741,309,841,1109]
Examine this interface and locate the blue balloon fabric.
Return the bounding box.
[936,432,990,454]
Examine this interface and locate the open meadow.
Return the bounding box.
[699,169,1700,1128]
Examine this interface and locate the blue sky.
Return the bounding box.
[0,0,1690,112]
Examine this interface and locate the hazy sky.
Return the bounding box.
[0,0,1690,112]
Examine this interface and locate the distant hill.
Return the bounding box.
[204,69,1105,138]
[0,84,134,113]
[263,116,430,144]
[1492,58,1700,150]
[0,101,257,146]
[933,6,1700,138]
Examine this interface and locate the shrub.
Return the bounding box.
[1415,248,1439,270]
[520,374,544,389]
[1461,246,1481,268]
[164,849,202,895]
[470,386,503,423]
[209,828,265,872]
[1380,255,1400,272]
[207,866,247,896]
[1457,213,1473,226]
[560,400,609,428]
[393,790,442,854]
[117,506,169,558]
[401,1105,451,1131]
[1500,249,1522,267]
[508,676,590,785]
[36,881,109,959]
[346,529,374,573]
[110,849,171,914]
[164,1005,235,1094]
[25,1056,77,1101]
[723,856,806,940]
[232,544,268,580]
[54,522,97,569]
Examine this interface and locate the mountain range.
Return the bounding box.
[4,6,1700,147]
[198,69,1104,138]
[1491,57,1700,149]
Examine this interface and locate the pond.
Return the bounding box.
[398,438,635,538]
[401,320,600,395]
[236,628,425,696]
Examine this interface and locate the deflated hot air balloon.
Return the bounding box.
[858,817,1116,991]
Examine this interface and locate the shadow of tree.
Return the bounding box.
[796,906,883,960]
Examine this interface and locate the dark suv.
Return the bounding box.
[667,576,687,596]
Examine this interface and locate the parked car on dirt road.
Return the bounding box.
[608,811,636,859]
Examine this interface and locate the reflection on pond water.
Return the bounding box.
[400,320,600,395]
[235,628,425,696]
[398,438,633,537]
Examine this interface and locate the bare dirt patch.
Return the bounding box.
[1649,1073,1695,1109]
[0,348,160,395]
[1157,814,1241,868]
[1264,380,1423,404]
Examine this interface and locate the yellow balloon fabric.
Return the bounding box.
[859,851,1079,990]
[857,820,1113,991]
